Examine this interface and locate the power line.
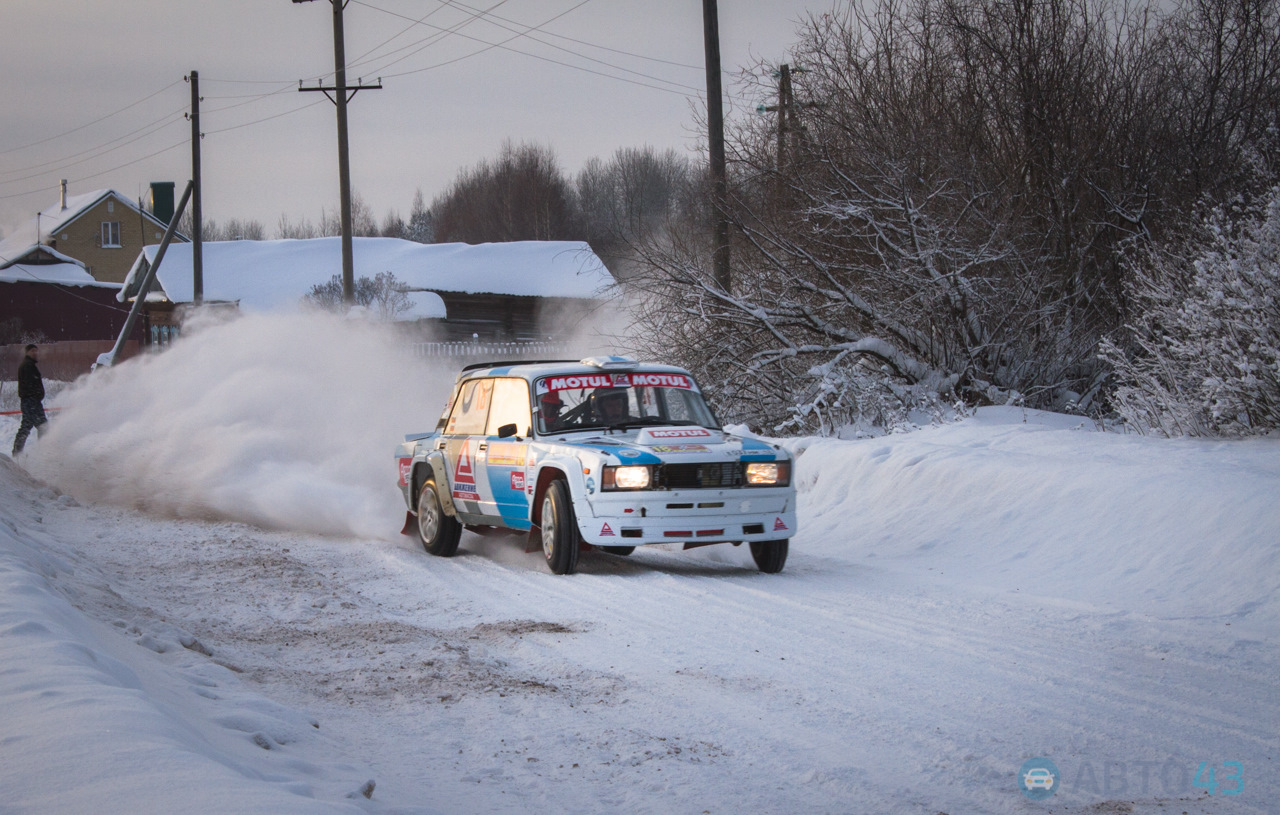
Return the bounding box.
[346,0,496,69]
[353,0,702,95]
[0,105,188,183]
[439,0,704,71]
[201,83,299,115]
[0,140,188,202]
[350,0,542,78]
[203,99,328,135]
[0,80,184,156]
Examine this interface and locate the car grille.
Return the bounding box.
[656,462,743,489]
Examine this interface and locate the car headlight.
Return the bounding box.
[744,460,791,486]
[603,465,652,490]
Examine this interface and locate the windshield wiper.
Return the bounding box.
[607,417,704,432]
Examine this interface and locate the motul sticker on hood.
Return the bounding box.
[635,426,720,445]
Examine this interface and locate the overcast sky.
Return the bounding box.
[0,0,828,240]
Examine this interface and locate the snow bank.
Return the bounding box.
[20,311,452,539]
[0,459,368,813]
[785,407,1280,631]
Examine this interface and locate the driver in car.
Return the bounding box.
[539,392,565,431]
[593,388,633,426]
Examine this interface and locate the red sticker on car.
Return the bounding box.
[452,444,478,500]
[773,516,788,531]
[510,472,525,491]
[600,522,615,536]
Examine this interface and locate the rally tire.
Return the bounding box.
[418,478,462,557]
[749,539,788,573]
[600,546,635,556]
[540,480,581,575]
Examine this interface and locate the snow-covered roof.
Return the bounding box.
[0,188,175,264]
[122,237,615,312]
[0,244,120,288]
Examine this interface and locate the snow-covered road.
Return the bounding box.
[2,314,1276,813]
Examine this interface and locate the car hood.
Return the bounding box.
[558,426,782,465]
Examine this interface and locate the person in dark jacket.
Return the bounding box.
[12,344,48,455]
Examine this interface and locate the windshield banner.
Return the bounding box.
[536,372,698,394]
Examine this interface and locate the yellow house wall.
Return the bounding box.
[46,196,171,284]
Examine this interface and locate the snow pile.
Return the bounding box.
[0,458,375,813]
[21,310,451,539]
[784,408,1280,630]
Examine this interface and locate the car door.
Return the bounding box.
[478,377,533,530]
[442,377,493,523]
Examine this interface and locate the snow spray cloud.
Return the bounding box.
[26,311,451,539]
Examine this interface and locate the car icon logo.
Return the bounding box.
[1023,768,1055,789]
[1018,757,1060,799]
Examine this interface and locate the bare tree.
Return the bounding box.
[304,271,411,320]
[431,141,581,243]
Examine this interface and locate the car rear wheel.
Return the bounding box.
[540,480,580,575]
[418,478,462,557]
[749,539,788,573]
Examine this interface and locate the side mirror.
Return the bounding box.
[497,423,519,439]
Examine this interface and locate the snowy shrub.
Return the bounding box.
[304,271,411,321]
[1102,188,1280,436]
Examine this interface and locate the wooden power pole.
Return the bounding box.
[295,0,381,306]
[703,0,731,293]
[188,70,203,303]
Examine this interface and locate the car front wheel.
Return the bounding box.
[749,539,788,573]
[540,480,580,575]
[418,478,462,557]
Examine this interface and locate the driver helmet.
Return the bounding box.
[593,387,627,412]
[540,392,564,411]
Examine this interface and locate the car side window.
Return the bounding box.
[446,378,493,436]
[485,378,532,437]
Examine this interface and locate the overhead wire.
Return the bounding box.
[347,0,518,78]
[0,79,184,157]
[352,0,702,95]
[0,140,188,202]
[438,0,704,70]
[0,104,189,183]
[346,0,466,68]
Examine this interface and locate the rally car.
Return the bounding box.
[395,356,796,575]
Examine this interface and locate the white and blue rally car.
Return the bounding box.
[395,356,796,574]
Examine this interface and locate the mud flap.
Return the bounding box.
[400,510,416,537]
[524,526,540,553]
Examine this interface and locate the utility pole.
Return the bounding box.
[295,0,381,306]
[702,0,731,293]
[758,64,815,197]
[188,70,204,303]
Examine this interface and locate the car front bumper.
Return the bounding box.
[575,487,796,546]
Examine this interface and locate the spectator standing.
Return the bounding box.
[12,344,47,455]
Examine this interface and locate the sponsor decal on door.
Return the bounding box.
[452,444,479,501]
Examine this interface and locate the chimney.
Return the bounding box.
[60,179,68,211]
[149,181,176,225]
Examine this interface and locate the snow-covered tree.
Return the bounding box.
[1103,187,1280,436]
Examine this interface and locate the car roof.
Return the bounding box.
[455,359,695,383]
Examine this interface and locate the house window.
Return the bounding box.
[101,221,121,248]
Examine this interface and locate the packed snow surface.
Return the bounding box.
[1,312,1276,814]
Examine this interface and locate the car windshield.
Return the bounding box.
[534,372,718,434]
